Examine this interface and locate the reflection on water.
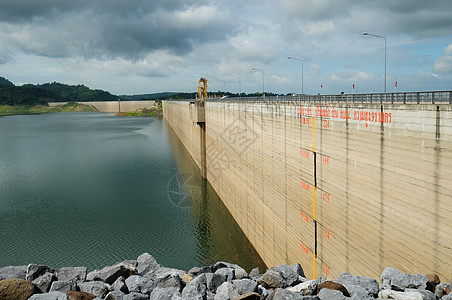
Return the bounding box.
[164,120,267,271]
[0,113,265,272]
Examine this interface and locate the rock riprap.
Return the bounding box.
[0,253,451,299]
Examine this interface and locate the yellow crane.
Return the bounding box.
[198,77,208,101]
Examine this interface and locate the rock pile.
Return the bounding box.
[0,253,451,299]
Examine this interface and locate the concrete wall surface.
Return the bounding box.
[163,100,452,280]
[48,101,155,112]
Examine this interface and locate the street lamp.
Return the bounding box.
[230,75,242,99]
[363,32,386,93]
[288,56,304,96]
[252,68,265,100]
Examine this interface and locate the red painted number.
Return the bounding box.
[322,119,329,128]
[322,156,329,166]
[323,228,330,239]
[323,192,330,203]
[300,149,310,158]
[300,212,309,223]
[323,264,330,275]
[300,181,310,191]
[300,242,309,255]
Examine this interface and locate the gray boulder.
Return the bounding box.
[443,294,452,300]
[124,292,150,300]
[0,265,27,280]
[211,262,239,273]
[105,291,126,300]
[380,267,401,290]
[137,253,161,277]
[189,267,203,277]
[290,263,306,279]
[112,276,129,293]
[317,288,347,300]
[231,279,258,295]
[190,273,207,286]
[248,268,260,278]
[206,273,226,293]
[393,274,428,291]
[268,288,319,300]
[125,275,156,295]
[380,267,428,291]
[214,282,239,300]
[155,267,186,280]
[435,282,450,298]
[49,280,77,293]
[32,272,57,293]
[405,288,438,300]
[26,264,56,281]
[272,264,302,287]
[234,268,248,280]
[347,285,373,300]
[87,261,136,285]
[78,281,111,298]
[215,268,235,283]
[335,272,379,297]
[259,269,287,289]
[182,278,207,300]
[232,292,261,300]
[378,289,425,299]
[150,287,182,300]
[28,291,67,300]
[155,270,185,292]
[206,291,215,300]
[56,267,86,283]
[287,280,318,295]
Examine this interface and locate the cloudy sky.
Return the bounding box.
[1,0,451,95]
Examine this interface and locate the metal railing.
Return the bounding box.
[169,91,452,104]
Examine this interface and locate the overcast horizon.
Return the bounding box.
[1,0,451,95]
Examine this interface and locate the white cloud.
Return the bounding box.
[434,44,452,74]
[309,64,323,77]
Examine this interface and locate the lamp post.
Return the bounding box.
[252,68,265,100]
[230,75,242,99]
[288,56,304,96]
[363,32,386,93]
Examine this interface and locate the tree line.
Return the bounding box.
[0,77,117,106]
[1,76,288,107]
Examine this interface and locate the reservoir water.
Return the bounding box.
[0,112,265,272]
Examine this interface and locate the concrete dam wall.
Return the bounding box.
[163,98,452,280]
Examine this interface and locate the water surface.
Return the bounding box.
[0,113,265,272]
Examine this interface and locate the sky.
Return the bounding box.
[1,0,451,95]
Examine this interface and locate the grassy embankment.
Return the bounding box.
[0,102,98,116]
[115,100,163,117]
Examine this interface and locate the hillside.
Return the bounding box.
[0,84,62,106]
[0,77,117,106]
[38,82,117,102]
[0,76,13,86]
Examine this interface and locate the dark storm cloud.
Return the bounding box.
[381,0,452,38]
[0,0,193,22]
[278,0,452,39]
[0,0,237,59]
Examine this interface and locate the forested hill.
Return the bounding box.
[0,77,118,105]
[0,83,62,106]
[0,76,13,86]
[38,82,117,102]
